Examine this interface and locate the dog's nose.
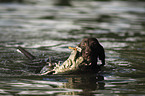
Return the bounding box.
[85,52,89,55]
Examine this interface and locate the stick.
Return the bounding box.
[17,46,36,60]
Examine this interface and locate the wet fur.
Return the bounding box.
[78,38,105,71]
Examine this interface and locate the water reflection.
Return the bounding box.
[0,75,104,95]
[58,75,105,95]
[1,75,144,96]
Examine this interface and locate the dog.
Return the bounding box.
[50,38,105,74]
[77,38,105,71]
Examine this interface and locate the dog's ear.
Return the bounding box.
[99,48,105,60]
[98,46,105,66]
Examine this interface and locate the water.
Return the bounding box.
[0,0,145,95]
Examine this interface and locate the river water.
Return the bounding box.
[0,0,145,95]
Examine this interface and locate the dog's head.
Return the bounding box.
[78,38,104,66]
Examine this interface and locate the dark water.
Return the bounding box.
[0,0,145,95]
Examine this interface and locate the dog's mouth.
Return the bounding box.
[83,55,91,62]
[81,56,92,66]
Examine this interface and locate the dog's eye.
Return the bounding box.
[82,43,86,47]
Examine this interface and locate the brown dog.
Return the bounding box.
[78,38,105,71]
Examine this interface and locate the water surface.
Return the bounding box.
[0,0,145,95]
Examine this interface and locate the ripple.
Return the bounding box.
[0,0,145,95]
